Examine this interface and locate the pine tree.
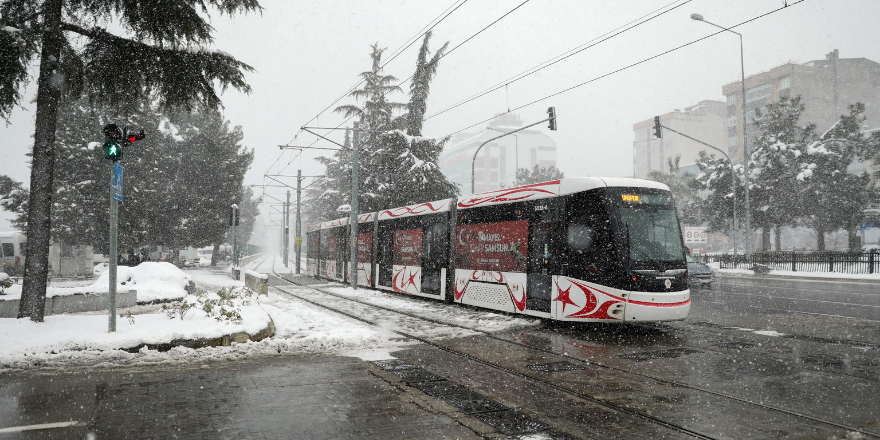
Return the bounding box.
[405,31,448,137]
[1,0,260,321]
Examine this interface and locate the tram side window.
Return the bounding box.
[1,243,13,258]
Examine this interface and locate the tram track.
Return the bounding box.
[269,264,879,439]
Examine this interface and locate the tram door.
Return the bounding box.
[377,226,393,287]
[335,229,347,281]
[527,219,552,313]
[421,222,446,295]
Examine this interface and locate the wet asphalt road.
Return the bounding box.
[0,274,877,439]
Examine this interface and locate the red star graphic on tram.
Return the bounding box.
[406,270,420,292]
[552,284,578,314]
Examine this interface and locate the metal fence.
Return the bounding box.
[696,251,880,274]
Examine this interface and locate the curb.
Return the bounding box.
[715,271,880,283]
[121,316,275,353]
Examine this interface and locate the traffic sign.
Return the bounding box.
[295,236,303,245]
[112,163,123,201]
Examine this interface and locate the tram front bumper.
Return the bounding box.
[623,289,691,322]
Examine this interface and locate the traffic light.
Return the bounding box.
[125,127,145,143]
[547,107,557,131]
[103,139,123,161]
[101,123,145,162]
[653,116,662,138]
[724,193,734,216]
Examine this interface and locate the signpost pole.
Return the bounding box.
[108,163,122,332]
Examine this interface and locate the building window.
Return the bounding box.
[745,84,773,103]
[664,139,672,150]
[652,142,659,153]
[727,94,737,106]
[780,76,790,90]
[728,116,737,127]
[729,136,738,146]
[746,109,756,123]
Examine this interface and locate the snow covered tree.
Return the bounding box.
[647,155,700,224]
[694,151,744,236]
[512,165,565,186]
[1,0,260,321]
[798,103,878,250]
[308,40,458,222]
[749,96,812,251]
[405,31,448,137]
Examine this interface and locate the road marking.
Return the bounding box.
[0,421,85,433]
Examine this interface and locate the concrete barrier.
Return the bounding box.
[245,270,268,296]
[0,290,138,318]
[238,253,263,268]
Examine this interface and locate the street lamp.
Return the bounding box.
[692,12,751,258]
[487,127,519,185]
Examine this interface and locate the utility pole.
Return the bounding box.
[295,169,302,274]
[231,204,238,268]
[284,190,290,268]
[349,123,360,290]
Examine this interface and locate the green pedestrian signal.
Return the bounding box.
[103,140,123,161]
[101,123,144,162]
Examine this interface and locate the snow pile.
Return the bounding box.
[0,300,271,367]
[92,262,192,302]
[1,262,193,303]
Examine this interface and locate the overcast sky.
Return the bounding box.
[2,0,878,231]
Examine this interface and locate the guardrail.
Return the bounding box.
[244,270,268,296]
[697,251,879,274]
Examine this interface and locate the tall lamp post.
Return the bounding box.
[487,127,519,184]
[691,13,751,258]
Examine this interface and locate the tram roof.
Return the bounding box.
[456,177,670,210]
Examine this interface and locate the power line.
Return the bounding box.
[292,0,471,144]
[423,0,691,122]
[286,0,536,155]
[436,0,806,141]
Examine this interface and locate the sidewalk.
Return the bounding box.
[0,354,486,440]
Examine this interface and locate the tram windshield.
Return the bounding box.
[616,192,684,264]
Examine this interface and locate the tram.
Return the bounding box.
[305,177,690,322]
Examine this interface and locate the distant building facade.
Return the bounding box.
[632,100,727,179]
[722,49,880,166]
[439,114,557,193]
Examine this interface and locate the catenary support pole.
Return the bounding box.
[284,190,290,268]
[349,123,360,290]
[295,169,302,275]
[231,204,237,268]
[108,169,118,332]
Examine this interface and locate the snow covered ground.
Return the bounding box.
[0,258,538,372]
[0,264,410,372]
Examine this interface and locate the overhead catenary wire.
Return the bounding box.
[423,0,692,121]
[436,0,807,141]
[285,0,471,147]
[282,0,537,156]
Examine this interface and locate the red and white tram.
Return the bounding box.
[305,177,690,322]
